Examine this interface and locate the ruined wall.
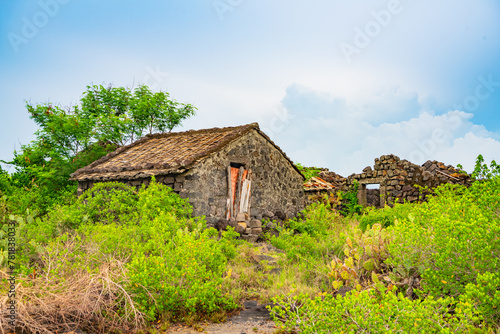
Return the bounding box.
[178,129,305,220]
[347,154,472,207]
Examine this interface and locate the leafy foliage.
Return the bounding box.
[269,288,477,333]
[328,223,392,292]
[295,163,321,181]
[286,199,341,236]
[460,271,500,327]
[386,178,500,297]
[81,84,196,146]
[2,151,499,332]
[359,201,415,231]
[1,84,196,216]
[1,179,238,326]
[472,154,500,180]
[338,180,363,216]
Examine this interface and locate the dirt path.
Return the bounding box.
[165,301,278,334]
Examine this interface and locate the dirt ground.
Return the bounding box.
[165,301,278,334]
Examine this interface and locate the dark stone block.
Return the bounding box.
[275,210,286,221]
[228,218,237,228]
[185,174,200,181]
[216,218,229,230]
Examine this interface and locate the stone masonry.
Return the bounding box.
[347,154,473,207]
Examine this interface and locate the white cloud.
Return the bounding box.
[271,85,500,176]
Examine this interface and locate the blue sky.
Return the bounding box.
[1,0,499,176]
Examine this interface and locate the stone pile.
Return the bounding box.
[212,209,285,242]
[317,170,347,188]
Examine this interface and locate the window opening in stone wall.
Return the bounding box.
[226,164,252,219]
[366,183,380,208]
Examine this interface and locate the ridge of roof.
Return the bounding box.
[70,122,303,181]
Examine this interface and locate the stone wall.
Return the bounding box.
[76,174,185,195]
[347,154,472,206]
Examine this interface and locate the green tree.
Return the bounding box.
[472,154,500,180]
[80,84,196,146]
[2,83,196,214]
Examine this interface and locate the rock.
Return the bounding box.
[337,286,353,297]
[228,218,237,228]
[262,210,274,218]
[264,244,284,253]
[236,212,246,222]
[245,228,252,234]
[249,219,262,228]
[242,234,259,243]
[269,267,282,275]
[235,223,246,234]
[268,228,279,238]
[254,214,263,221]
[244,300,258,309]
[363,166,372,172]
[215,218,229,230]
[275,210,287,221]
[252,227,263,235]
[402,185,413,192]
[255,254,277,265]
[265,222,277,230]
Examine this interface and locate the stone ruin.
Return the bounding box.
[304,154,473,208]
[349,154,473,207]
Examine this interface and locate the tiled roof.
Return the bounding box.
[304,177,336,191]
[70,123,303,181]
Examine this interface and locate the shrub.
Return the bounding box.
[295,163,321,181]
[127,225,239,320]
[270,288,477,333]
[459,271,500,328]
[74,180,240,321]
[386,178,500,298]
[472,154,500,180]
[328,223,392,291]
[338,180,363,216]
[3,183,77,217]
[286,200,341,236]
[0,233,145,334]
[359,201,415,231]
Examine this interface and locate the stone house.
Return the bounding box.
[70,123,305,223]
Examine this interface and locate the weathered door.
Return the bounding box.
[226,166,252,219]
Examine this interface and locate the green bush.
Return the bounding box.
[270,288,477,333]
[359,202,415,231]
[127,225,239,320]
[338,180,363,216]
[74,180,239,320]
[460,271,500,327]
[386,178,500,297]
[287,201,341,236]
[4,183,77,217]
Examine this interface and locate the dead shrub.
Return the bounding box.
[0,234,145,334]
